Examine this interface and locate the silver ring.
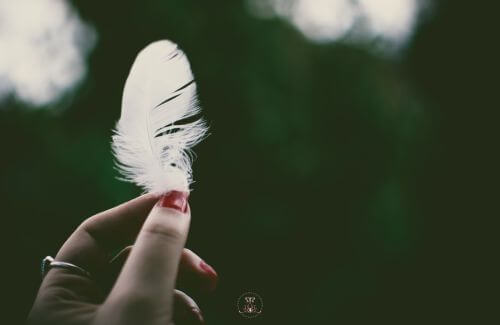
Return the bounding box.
[41,256,92,279]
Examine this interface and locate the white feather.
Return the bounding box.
[112,40,207,194]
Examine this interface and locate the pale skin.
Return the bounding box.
[28,193,217,325]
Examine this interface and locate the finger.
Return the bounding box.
[107,191,190,315]
[108,247,218,293]
[104,248,212,325]
[101,245,133,293]
[109,245,133,273]
[178,249,218,293]
[173,290,204,325]
[40,194,160,302]
[54,193,160,276]
[80,192,162,249]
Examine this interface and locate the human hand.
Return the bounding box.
[28,192,217,325]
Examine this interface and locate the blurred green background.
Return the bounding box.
[2,1,499,324]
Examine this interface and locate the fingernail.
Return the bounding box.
[199,260,217,278]
[159,191,189,213]
[189,308,205,324]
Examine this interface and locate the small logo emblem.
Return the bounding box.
[237,291,263,318]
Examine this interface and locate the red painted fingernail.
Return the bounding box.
[159,191,189,213]
[199,260,218,291]
[199,260,217,277]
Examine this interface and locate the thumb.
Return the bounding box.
[105,191,190,321]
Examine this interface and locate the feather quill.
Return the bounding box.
[112,40,207,194]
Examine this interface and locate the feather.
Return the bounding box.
[111,40,207,194]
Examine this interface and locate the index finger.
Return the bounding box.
[54,193,160,276]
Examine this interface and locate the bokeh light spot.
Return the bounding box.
[0,0,96,108]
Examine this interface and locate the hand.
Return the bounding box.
[28,192,218,325]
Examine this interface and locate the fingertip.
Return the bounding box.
[199,260,218,292]
[157,190,190,213]
[179,249,218,292]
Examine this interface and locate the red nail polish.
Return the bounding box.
[199,260,218,291]
[159,191,189,212]
[199,260,217,277]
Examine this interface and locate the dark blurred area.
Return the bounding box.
[1,0,499,324]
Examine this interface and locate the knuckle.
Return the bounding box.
[78,215,99,234]
[77,218,92,232]
[142,221,185,243]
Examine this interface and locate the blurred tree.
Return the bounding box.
[1,0,497,324]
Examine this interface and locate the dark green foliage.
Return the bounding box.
[2,1,498,323]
